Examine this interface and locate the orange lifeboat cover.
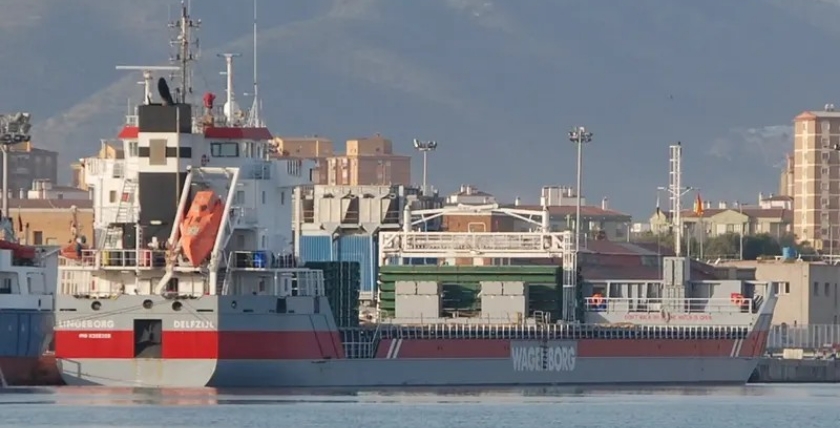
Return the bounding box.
[178,190,225,267]
[60,242,88,260]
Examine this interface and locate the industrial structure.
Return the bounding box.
[292,184,443,298]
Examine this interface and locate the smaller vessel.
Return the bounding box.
[179,189,224,267]
[0,216,57,386]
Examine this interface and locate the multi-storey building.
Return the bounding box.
[273,134,411,186]
[1,140,58,195]
[792,106,840,250]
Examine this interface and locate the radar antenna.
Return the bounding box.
[169,1,201,104]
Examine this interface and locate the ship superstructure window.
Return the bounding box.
[211,142,239,157]
[0,278,10,294]
[243,141,254,158]
[128,142,139,157]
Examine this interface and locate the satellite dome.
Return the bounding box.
[223,101,241,118]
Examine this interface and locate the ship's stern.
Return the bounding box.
[55,294,219,387]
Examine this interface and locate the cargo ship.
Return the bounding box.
[0,216,57,386]
[53,4,778,388]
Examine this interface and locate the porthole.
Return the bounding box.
[91,301,102,311]
[172,301,183,311]
[142,299,153,309]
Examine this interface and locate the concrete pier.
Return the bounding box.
[750,358,840,383]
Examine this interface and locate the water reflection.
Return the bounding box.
[0,384,837,407]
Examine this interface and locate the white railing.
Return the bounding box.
[766,324,840,353]
[379,231,572,259]
[224,269,325,297]
[59,249,169,270]
[83,158,128,180]
[583,297,754,315]
[58,269,122,297]
[355,322,751,341]
[231,206,258,226]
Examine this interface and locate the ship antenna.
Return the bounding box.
[218,53,242,126]
[246,0,261,127]
[115,66,180,105]
[169,1,200,104]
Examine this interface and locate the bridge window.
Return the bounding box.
[242,141,254,158]
[211,142,239,157]
[128,142,139,157]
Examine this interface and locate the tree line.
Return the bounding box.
[632,232,816,261]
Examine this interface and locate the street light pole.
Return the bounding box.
[413,139,437,195]
[0,113,32,230]
[738,200,744,260]
[567,126,593,253]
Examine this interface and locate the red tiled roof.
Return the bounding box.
[794,111,817,121]
[117,125,273,140]
[507,204,630,218]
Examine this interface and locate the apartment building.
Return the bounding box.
[273,134,411,186]
[2,140,58,195]
[791,106,840,250]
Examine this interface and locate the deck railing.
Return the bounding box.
[766,324,840,354]
[583,297,755,315]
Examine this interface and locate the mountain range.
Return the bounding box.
[2,0,840,217]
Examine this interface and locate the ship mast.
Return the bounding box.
[246,0,262,127]
[665,143,692,256]
[169,1,200,104]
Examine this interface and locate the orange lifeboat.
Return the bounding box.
[59,242,88,260]
[178,189,224,267]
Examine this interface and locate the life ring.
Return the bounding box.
[590,294,604,307]
[200,154,210,166]
[730,292,747,306]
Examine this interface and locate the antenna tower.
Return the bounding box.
[169,1,201,104]
[666,143,692,256]
[246,0,262,127]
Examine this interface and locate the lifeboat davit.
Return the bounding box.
[59,242,89,260]
[179,189,225,267]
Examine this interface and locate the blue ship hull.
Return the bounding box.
[0,310,53,385]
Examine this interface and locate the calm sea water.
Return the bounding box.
[0,385,837,427]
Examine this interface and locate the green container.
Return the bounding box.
[305,261,361,328]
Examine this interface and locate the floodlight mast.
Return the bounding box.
[0,113,32,226]
[412,139,438,195]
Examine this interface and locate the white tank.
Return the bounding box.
[223,101,240,119]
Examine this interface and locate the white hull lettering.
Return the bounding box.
[78,333,112,339]
[59,319,115,329]
[511,346,577,372]
[173,320,215,329]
